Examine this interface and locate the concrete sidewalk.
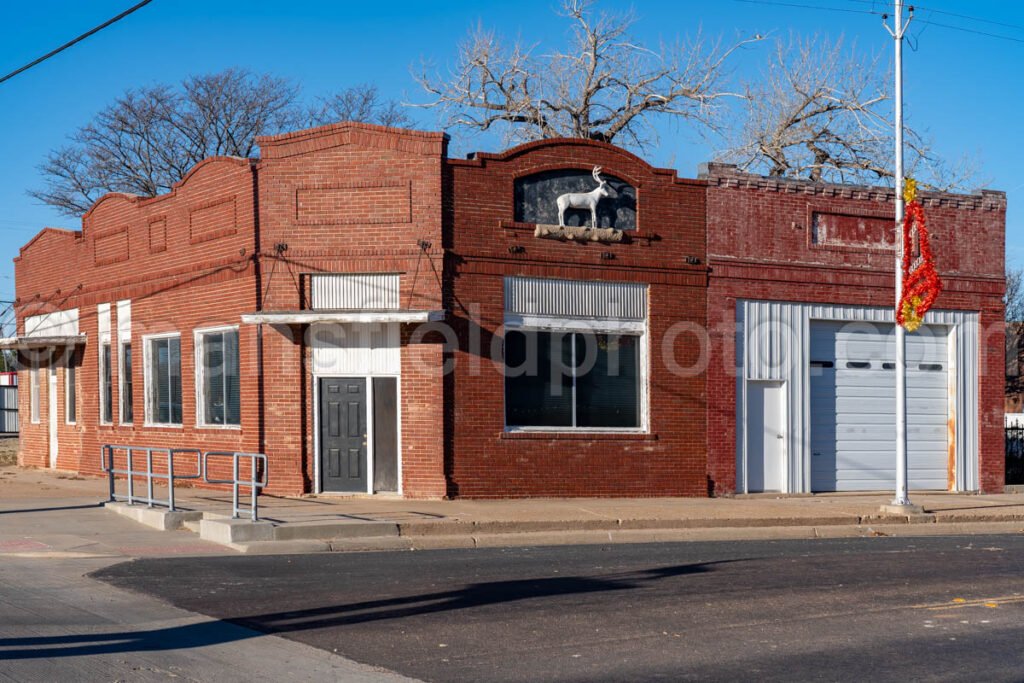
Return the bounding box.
[7,464,1024,553]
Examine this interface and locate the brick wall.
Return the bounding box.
[445,139,710,497]
[703,164,1006,494]
[256,122,448,496]
[13,128,1006,500]
[15,157,259,484]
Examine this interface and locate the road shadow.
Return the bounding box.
[0,502,103,515]
[0,620,256,660]
[231,561,732,632]
[6,561,730,660]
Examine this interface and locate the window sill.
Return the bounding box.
[142,423,184,429]
[195,424,242,431]
[500,430,656,441]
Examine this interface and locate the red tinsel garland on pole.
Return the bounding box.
[896,178,942,332]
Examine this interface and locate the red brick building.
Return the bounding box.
[10,122,1007,497]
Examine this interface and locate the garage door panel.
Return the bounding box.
[833,385,944,399]
[809,320,948,492]
[833,398,947,414]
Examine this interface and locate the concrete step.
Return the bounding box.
[272,520,399,541]
[104,502,204,531]
[182,520,202,534]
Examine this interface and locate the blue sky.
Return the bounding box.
[0,0,1021,304]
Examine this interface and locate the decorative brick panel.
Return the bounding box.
[189,196,237,244]
[148,218,167,253]
[296,181,412,225]
[94,226,129,266]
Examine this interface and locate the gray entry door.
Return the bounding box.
[320,377,367,492]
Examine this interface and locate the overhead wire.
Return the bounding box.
[730,0,880,15]
[734,0,1024,46]
[0,1,155,86]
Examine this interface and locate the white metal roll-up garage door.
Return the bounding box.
[809,321,949,492]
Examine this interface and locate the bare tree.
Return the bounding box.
[1006,267,1024,392]
[32,69,409,216]
[1007,267,1024,322]
[718,35,977,190]
[414,0,761,150]
[307,83,411,129]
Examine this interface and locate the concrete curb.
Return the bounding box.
[103,501,1024,554]
[228,520,1024,554]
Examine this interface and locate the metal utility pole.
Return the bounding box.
[885,1,914,509]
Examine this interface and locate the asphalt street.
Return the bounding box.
[94,535,1024,682]
[0,471,412,683]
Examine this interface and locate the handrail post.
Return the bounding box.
[146,448,154,508]
[168,449,176,512]
[232,455,239,519]
[251,455,258,522]
[127,448,135,505]
[105,446,115,502]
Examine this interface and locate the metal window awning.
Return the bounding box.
[240,310,445,325]
[0,335,86,350]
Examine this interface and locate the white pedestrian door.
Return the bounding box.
[810,321,948,492]
[48,366,58,469]
[747,381,785,492]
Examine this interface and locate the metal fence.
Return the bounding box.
[102,445,267,521]
[101,446,203,511]
[1007,426,1024,485]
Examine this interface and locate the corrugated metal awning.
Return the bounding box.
[0,335,86,350]
[241,310,445,325]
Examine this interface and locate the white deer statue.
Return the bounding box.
[556,166,611,228]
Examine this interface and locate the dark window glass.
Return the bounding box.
[504,331,573,427]
[202,330,241,426]
[574,334,640,428]
[121,344,133,423]
[101,344,112,423]
[504,330,641,429]
[149,337,181,424]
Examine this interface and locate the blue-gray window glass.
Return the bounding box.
[202,330,240,426]
[121,343,133,423]
[148,337,181,424]
[100,343,112,423]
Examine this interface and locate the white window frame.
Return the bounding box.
[194,325,241,429]
[143,332,183,428]
[65,362,76,425]
[119,340,133,424]
[502,316,649,434]
[99,342,113,425]
[30,367,40,424]
[116,299,132,425]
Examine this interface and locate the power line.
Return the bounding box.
[844,0,1024,38]
[731,0,880,15]
[914,19,1024,45]
[841,1,1024,32]
[918,8,1024,32]
[0,1,155,86]
[743,0,1024,46]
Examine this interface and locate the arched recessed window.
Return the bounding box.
[514,169,637,229]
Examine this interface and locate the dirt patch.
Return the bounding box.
[0,437,17,466]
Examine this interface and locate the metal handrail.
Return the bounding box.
[202,451,268,521]
[101,445,202,511]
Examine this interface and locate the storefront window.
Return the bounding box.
[504,330,641,429]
